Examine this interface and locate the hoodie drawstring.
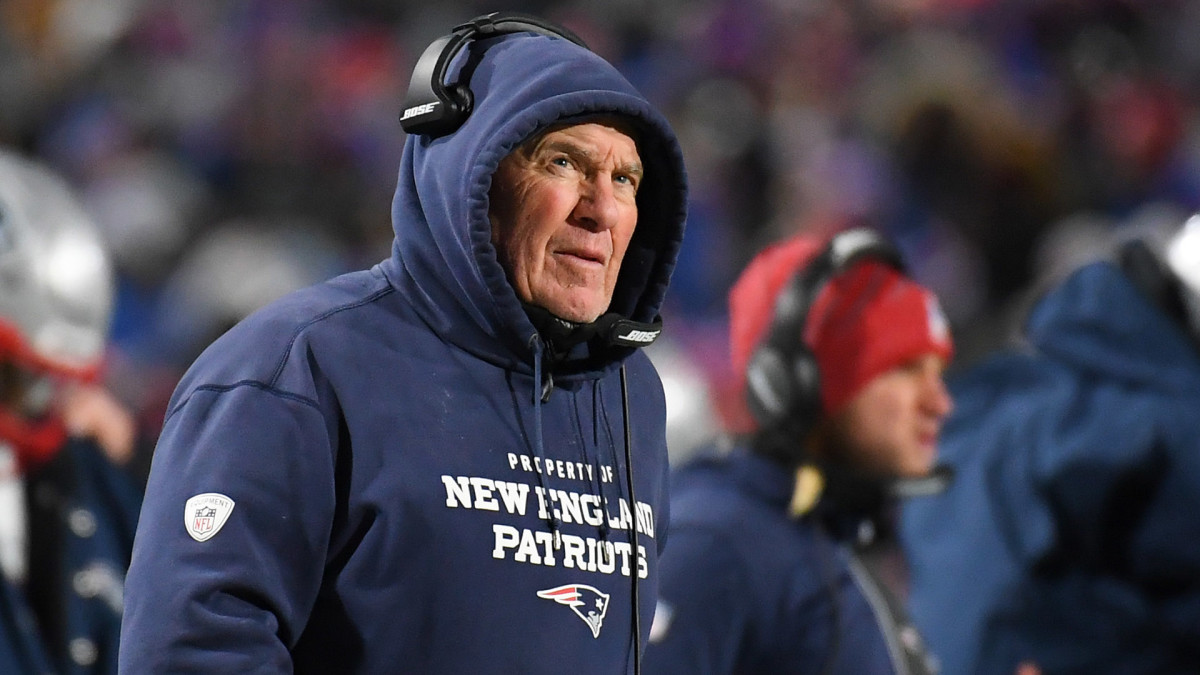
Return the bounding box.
[529,337,642,674]
[620,365,642,675]
[586,380,613,564]
[598,366,643,674]
[530,335,562,549]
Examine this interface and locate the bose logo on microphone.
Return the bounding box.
[401,102,439,121]
[616,328,660,344]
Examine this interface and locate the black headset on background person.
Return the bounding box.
[749,229,944,675]
[744,228,906,452]
[400,11,589,138]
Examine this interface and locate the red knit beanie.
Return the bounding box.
[728,233,954,432]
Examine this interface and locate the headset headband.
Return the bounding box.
[765,229,906,352]
[745,228,906,439]
[400,12,589,137]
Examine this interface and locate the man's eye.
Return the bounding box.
[550,156,572,168]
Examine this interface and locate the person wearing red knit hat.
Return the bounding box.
[643,228,953,675]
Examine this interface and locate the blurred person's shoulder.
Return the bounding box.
[670,447,795,532]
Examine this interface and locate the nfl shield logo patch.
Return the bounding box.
[184,493,235,542]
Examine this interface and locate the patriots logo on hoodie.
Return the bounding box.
[537,584,610,638]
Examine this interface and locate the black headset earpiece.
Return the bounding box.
[400,11,589,138]
[745,228,906,447]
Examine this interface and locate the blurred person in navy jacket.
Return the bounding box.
[902,215,1200,674]
[643,228,953,674]
[0,147,142,674]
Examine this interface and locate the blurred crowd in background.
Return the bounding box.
[4,0,1200,469]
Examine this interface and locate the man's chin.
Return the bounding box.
[535,294,609,324]
[895,455,937,480]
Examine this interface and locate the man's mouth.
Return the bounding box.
[556,249,606,266]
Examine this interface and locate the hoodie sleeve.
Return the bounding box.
[119,383,335,673]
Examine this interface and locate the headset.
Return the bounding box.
[400,11,589,138]
[744,228,906,444]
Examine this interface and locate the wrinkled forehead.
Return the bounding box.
[517,114,643,158]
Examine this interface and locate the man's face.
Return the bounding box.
[489,121,643,323]
[825,353,953,479]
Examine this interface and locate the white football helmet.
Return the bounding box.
[0,148,114,380]
[0,148,115,461]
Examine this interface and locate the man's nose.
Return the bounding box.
[925,373,953,418]
[573,175,620,231]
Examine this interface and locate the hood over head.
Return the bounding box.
[381,27,688,374]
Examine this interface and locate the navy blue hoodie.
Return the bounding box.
[120,30,687,674]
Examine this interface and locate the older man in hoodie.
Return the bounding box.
[121,12,687,674]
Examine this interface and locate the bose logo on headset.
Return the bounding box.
[400,102,439,121]
[399,12,589,138]
[616,328,660,344]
